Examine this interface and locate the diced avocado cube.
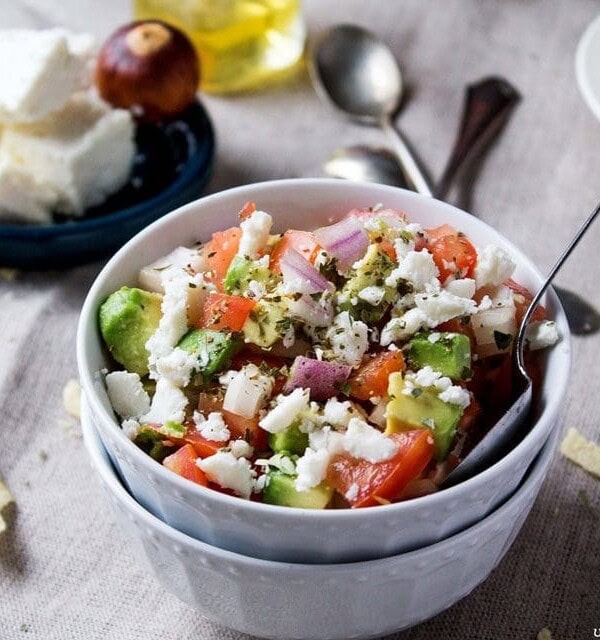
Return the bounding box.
[177,329,241,381]
[268,423,309,456]
[339,245,397,323]
[262,470,333,509]
[99,287,162,376]
[224,255,278,295]
[242,298,289,348]
[135,425,177,461]
[407,332,471,380]
[386,372,463,461]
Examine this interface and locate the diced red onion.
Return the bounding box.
[288,294,333,327]
[279,249,333,294]
[284,356,352,401]
[314,217,369,271]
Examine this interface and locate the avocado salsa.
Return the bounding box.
[98,202,560,508]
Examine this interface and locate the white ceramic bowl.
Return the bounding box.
[82,398,560,640]
[77,179,571,564]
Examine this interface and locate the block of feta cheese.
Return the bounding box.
[0,29,96,124]
[0,92,135,217]
[0,157,56,223]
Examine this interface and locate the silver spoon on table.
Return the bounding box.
[324,76,521,199]
[308,24,433,196]
[442,200,600,488]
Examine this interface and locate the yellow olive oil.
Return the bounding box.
[133,0,305,93]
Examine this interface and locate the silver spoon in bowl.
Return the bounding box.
[442,200,600,487]
[308,24,433,196]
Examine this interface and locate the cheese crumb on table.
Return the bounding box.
[62,378,82,420]
[560,427,600,478]
[0,478,14,534]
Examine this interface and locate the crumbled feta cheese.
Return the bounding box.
[341,418,398,463]
[526,320,560,351]
[393,235,415,259]
[197,452,254,499]
[146,269,190,377]
[474,244,516,288]
[222,365,273,419]
[295,448,330,491]
[358,285,386,306]
[478,295,493,311]
[142,378,188,424]
[345,482,359,502]
[218,370,238,387]
[326,311,368,366]
[138,246,206,294]
[308,426,345,454]
[237,210,273,259]
[415,283,477,325]
[391,292,416,315]
[259,388,310,434]
[247,279,267,300]
[428,332,441,343]
[121,418,141,441]
[438,385,471,409]
[155,347,198,387]
[444,278,476,300]
[323,398,361,427]
[255,453,296,475]
[193,411,230,442]
[411,366,443,388]
[386,250,439,291]
[230,439,254,459]
[105,371,150,419]
[253,474,269,492]
[380,308,428,345]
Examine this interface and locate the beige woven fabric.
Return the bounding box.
[1,0,600,638]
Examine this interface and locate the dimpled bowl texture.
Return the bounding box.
[76,179,571,564]
[82,400,560,640]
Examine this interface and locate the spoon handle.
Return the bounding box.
[381,118,433,197]
[435,77,520,200]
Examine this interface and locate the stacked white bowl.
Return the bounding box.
[77,180,571,638]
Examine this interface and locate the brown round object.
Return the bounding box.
[95,20,200,122]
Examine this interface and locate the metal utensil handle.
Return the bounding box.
[435,77,521,200]
[381,118,433,197]
[516,199,600,372]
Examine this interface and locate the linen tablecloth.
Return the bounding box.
[1,1,599,638]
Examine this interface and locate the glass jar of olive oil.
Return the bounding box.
[133,0,305,93]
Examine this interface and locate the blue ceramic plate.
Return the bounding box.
[0,100,215,269]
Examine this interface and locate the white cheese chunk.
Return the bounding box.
[142,377,188,425]
[0,91,134,216]
[155,347,198,387]
[415,284,478,326]
[341,418,398,463]
[438,385,471,409]
[386,250,439,291]
[193,411,230,442]
[326,311,369,366]
[295,448,330,492]
[223,365,274,419]
[380,308,428,345]
[444,278,476,299]
[358,286,386,306]
[322,398,361,428]
[526,320,560,351]
[138,246,207,293]
[259,388,309,434]
[197,452,254,499]
[121,418,141,441]
[474,244,516,288]
[237,210,273,259]
[229,439,254,459]
[0,29,95,124]
[105,371,150,420]
[0,158,55,223]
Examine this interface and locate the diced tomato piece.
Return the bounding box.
[183,430,224,459]
[349,351,405,401]
[222,410,269,451]
[507,279,547,323]
[163,444,208,486]
[429,234,477,283]
[425,224,458,243]
[376,238,396,261]
[238,201,256,220]
[326,429,434,508]
[270,230,321,273]
[199,293,256,332]
[202,227,241,290]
